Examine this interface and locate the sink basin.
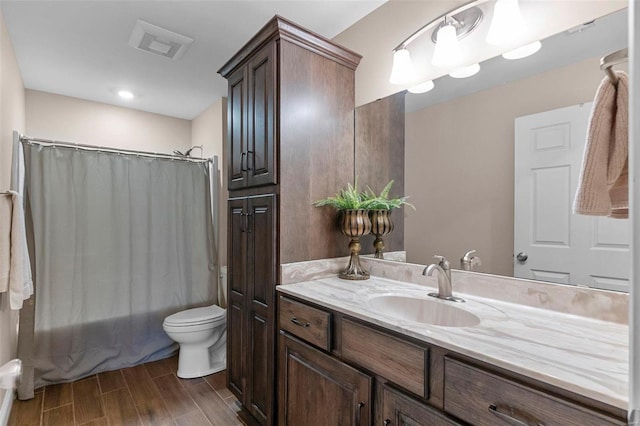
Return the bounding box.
[367,295,481,327]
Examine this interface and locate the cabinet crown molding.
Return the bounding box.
[218,15,362,77]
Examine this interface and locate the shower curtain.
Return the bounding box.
[17,143,217,394]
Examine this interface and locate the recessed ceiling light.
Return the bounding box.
[118,90,135,100]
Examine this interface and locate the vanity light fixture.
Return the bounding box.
[408,80,435,94]
[389,48,417,85]
[432,20,464,67]
[117,90,135,100]
[388,2,483,85]
[389,0,536,87]
[486,0,526,46]
[502,40,542,60]
[449,63,481,78]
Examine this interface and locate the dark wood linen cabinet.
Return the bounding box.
[219,15,361,426]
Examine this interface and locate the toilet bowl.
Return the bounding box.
[163,305,226,378]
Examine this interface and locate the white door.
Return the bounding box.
[514,103,629,291]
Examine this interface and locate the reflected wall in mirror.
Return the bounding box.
[403,8,629,291]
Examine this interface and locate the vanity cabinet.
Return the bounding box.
[443,357,625,426]
[220,15,361,426]
[277,294,627,426]
[279,333,372,426]
[381,385,460,426]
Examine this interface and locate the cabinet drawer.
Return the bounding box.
[382,384,460,426]
[279,297,331,351]
[444,358,625,426]
[340,319,427,398]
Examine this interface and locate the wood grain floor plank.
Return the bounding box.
[8,392,43,426]
[122,364,160,406]
[102,387,141,426]
[77,417,108,426]
[144,358,173,379]
[42,404,74,426]
[73,377,104,424]
[43,382,72,411]
[165,355,179,373]
[185,382,239,426]
[153,374,198,418]
[173,411,212,426]
[178,376,204,388]
[224,397,241,414]
[136,397,173,426]
[97,369,126,393]
[204,372,233,399]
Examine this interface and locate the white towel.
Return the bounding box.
[573,71,629,218]
[0,191,33,309]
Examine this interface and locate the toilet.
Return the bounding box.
[163,304,226,378]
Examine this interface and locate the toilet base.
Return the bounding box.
[177,360,225,379]
[175,331,226,379]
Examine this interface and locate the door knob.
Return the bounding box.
[516,252,528,262]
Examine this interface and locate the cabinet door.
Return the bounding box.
[246,41,277,188]
[227,198,248,398]
[279,333,372,426]
[382,385,460,426]
[246,194,277,424]
[228,67,248,190]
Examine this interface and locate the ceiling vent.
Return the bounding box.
[128,19,193,60]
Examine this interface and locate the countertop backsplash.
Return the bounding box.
[280,255,628,324]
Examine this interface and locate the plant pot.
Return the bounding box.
[369,209,394,259]
[339,209,372,280]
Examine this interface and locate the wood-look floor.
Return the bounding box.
[8,356,244,426]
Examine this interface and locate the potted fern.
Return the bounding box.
[362,180,414,259]
[314,182,372,280]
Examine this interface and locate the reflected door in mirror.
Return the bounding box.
[514,104,629,291]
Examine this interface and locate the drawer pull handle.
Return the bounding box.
[488,405,542,426]
[290,317,310,328]
[356,401,365,425]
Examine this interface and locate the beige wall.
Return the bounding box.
[25,90,191,153]
[191,98,228,268]
[0,7,25,393]
[334,1,624,106]
[405,55,607,276]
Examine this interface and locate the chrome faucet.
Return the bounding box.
[423,255,465,303]
[460,249,481,271]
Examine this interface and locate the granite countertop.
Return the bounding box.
[276,276,628,410]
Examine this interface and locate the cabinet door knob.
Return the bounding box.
[290,317,310,328]
[516,252,528,262]
[488,404,541,426]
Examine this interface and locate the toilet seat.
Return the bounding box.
[164,305,225,328]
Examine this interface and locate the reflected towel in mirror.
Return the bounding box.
[573,71,628,218]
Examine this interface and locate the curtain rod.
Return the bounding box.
[19,135,211,163]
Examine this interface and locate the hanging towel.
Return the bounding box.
[0,191,33,309]
[573,71,629,218]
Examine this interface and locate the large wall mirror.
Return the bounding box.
[400,7,628,292]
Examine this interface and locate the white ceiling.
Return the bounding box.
[0,1,386,120]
